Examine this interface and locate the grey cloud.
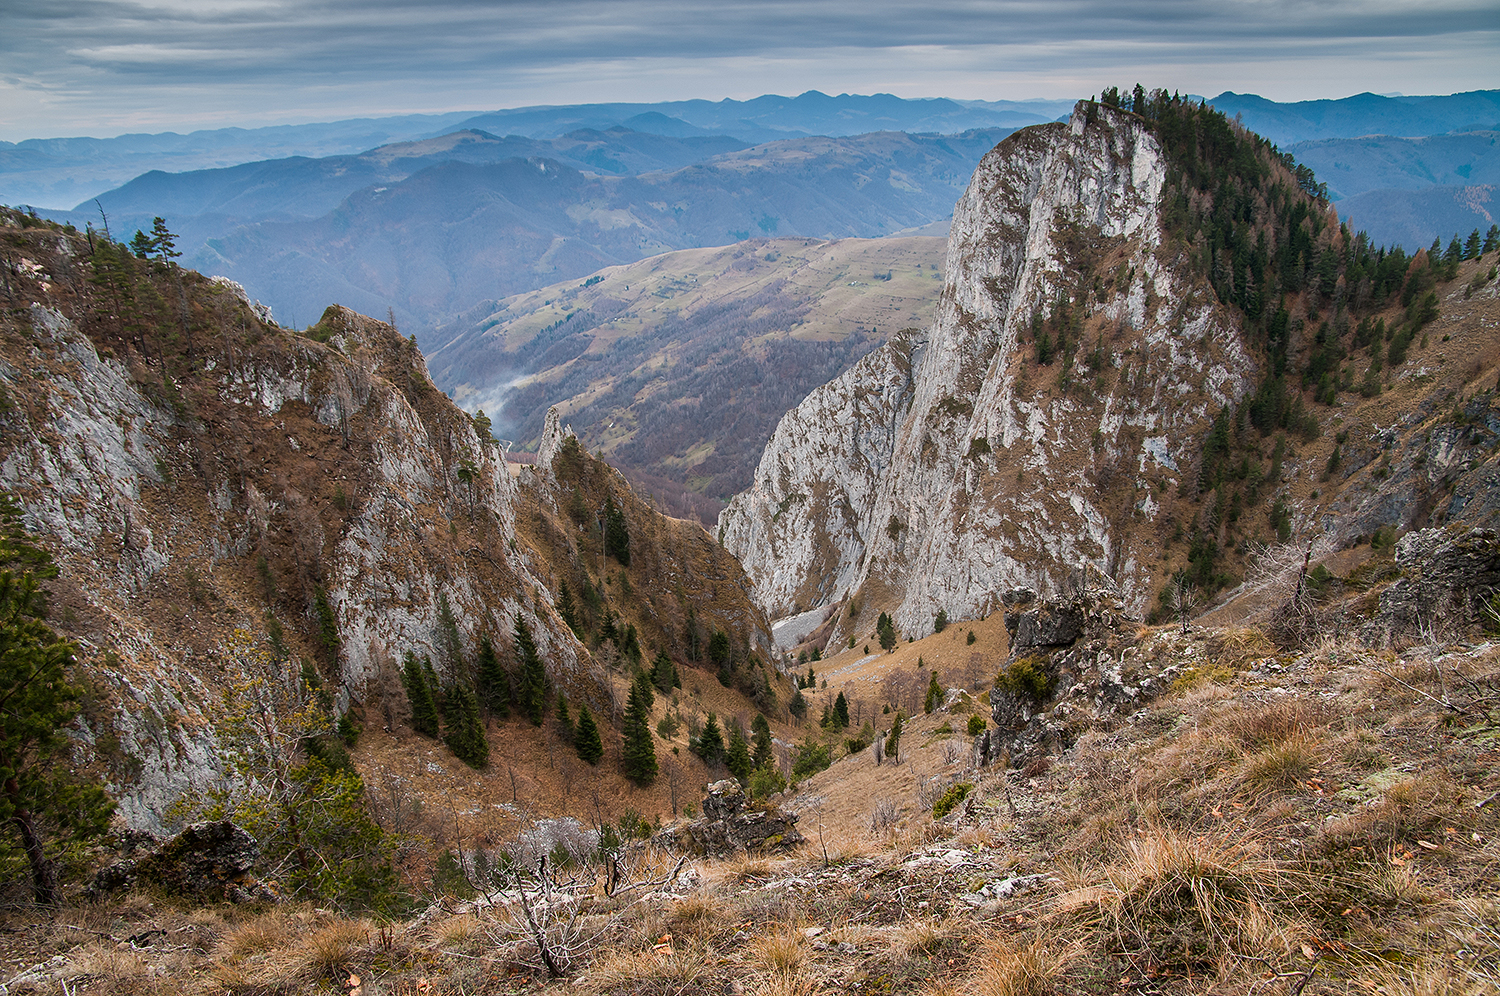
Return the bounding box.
[2,0,1493,139]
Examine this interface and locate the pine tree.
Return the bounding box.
[751,714,773,770]
[443,684,489,769]
[621,682,657,785]
[650,649,679,693]
[726,724,752,782]
[603,495,630,566]
[924,671,942,714]
[693,712,725,765]
[575,704,603,765]
[557,581,581,636]
[886,713,904,759]
[149,216,181,260]
[475,634,510,718]
[833,691,850,729]
[788,687,807,720]
[514,614,547,725]
[0,498,113,904]
[129,229,154,258]
[402,652,440,737]
[878,612,897,652]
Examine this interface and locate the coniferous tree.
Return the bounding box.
[475,634,510,718]
[129,229,154,258]
[401,652,439,738]
[632,666,654,713]
[886,713,904,759]
[726,724,752,782]
[621,682,657,785]
[878,612,897,653]
[514,614,547,725]
[603,495,630,566]
[0,498,113,904]
[833,691,850,729]
[574,704,603,765]
[693,711,726,765]
[650,649,680,693]
[751,714,774,770]
[149,216,181,260]
[557,581,581,637]
[443,684,489,768]
[924,671,942,714]
[788,686,808,720]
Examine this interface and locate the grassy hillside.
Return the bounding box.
[430,236,948,518]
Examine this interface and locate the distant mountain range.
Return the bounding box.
[46,128,1004,330]
[17,89,1500,336]
[1,92,1076,210]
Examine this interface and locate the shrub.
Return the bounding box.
[967,715,987,736]
[748,765,786,799]
[790,737,832,781]
[932,782,972,819]
[996,655,1055,704]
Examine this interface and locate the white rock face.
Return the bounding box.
[0,304,577,831]
[721,104,1254,636]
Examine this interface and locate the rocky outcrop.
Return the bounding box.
[656,779,805,857]
[1367,527,1500,641]
[720,103,1252,636]
[89,821,273,903]
[986,588,1161,767]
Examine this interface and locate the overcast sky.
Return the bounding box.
[2,0,1495,141]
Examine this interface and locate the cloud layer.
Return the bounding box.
[3,0,1495,139]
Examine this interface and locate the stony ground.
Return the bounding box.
[4,619,1499,996]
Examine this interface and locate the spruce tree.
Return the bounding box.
[575,704,603,765]
[833,691,850,729]
[726,724,752,782]
[557,581,581,636]
[475,634,510,718]
[886,713,904,759]
[443,684,489,769]
[924,671,942,714]
[402,652,439,737]
[693,711,725,765]
[751,714,773,768]
[603,495,630,565]
[0,498,113,904]
[650,649,679,693]
[632,666,654,713]
[621,682,657,785]
[514,614,547,725]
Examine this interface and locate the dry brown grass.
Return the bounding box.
[1320,771,1475,852]
[1057,825,1303,973]
[66,943,151,988]
[752,927,809,975]
[300,917,371,975]
[967,933,1080,996]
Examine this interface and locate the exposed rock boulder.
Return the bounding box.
[89,821,274,903]
[987,586,1166,768]
[1366,527,1500,642]
[656,780,805,857]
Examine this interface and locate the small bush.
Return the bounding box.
[932,782,972,819]
[996,655,1055,704]
[967,715,987,736]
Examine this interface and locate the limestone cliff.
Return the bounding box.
[721,103,1253,635]
[0,217,771,831]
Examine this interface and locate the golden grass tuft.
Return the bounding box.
[969,934,1079,996]
[68,942,151,984]
[300,918,370,975]
[1238,730,1321,793]
[752,927,809,976]
[1320,771,1474,852]
[218,907,294,961]
[1058,825,1301,972]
